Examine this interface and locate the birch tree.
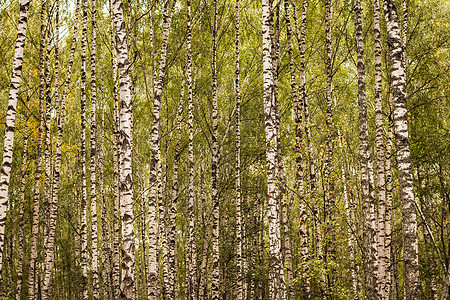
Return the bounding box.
[235,0,244,298]
[374,0,389,296]
[354,0,378,297]
[0,0,31,273]
[383,0,420,297]
[147,1,176,297]
[27,1,47,297]
[90,0,100,297]
[262,0,286,298]
[211,0,220,298]
[112,0,136,296]
[80,0,89,297]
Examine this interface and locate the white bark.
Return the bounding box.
[0,0,31,273]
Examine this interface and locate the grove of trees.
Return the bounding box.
[0,0,448,298]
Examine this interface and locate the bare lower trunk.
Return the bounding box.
[168,77,185,300]
[15,119,28,300]
[99,94,112,300]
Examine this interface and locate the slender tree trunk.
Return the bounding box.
[385,97,394,299]
[235,0,244,298]
[374,0,388,296]
[199,164,209,300]
[262,1,286,298]
[383,0,420,297]
[90,0,99,297]
[147,1,176,298]
[0,0,31,276]
[323,0,336,293]
[80,0,89,297]
[99,92,112,300]
[15,118,28,300]
[441,266,450,300]
[186,1,197,298]
[283,1,299,298]
[354,0,379,297]
[28,1,47,297]
[292,3,313,296]
[168,76,185,300]
[109,0,121,296]
[112,0,135,296]
[211,0,220,299]
[42,0,62,297]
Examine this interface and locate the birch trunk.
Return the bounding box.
[112,0,136,296]
[383,0,420,297]
[385,105,394,298]
[354,0,378,297]
[374,0,388,296]
[42,0,53,253]
[0,0,31,273]
[42,0,62,296]
[186,1,197,298]
[80,0,89,296]
[211,1,220,299]
[99,94,112,300]
[168,77,185,300]
[235,0,244,298]
[324,0,336,277]
[27,2,47,297]
[292,3,312,296]
[262,0,286,298]
[199,164,209,300]
[284,1,300,298]
[15,118,28,300]
[147,1,176,297]
[90,0,99,296]
[109,0,121,295]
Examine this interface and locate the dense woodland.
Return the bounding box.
[0,0,448,298]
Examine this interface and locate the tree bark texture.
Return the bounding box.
[27,2,47,298]
[284,1,300,298]
[262,1,286,298]
[90,0,99,297]
[235,0,244,298]
[374,0,389,296]
[211,1,220,299]
[383,0,420,298]
[80,0,89,297]
[147,1,175,298]
[15,118,28,300]
[186,1,197,299]
[112,0,136,296]
[354,0,379,297]
[0,0,31,274]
